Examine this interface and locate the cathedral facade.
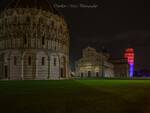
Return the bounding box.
[75,47,114,78]
[0,0,70,80]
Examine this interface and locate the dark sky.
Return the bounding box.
[1,0,150,70]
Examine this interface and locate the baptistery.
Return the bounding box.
[0,0,70,80]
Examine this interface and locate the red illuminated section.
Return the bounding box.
[124,48,135,78]
[124,48,135,65]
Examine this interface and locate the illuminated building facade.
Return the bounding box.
[110,58,130,78]
[75,47,114,78]
[0,0,70,80]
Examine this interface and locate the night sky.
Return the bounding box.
[0,0,150,70]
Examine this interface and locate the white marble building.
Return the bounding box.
[0,0,70,80]
[75,47,114,78]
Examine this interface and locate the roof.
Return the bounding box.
[5,0,60,15]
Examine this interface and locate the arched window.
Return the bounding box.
[54,46,56,50]
[61,57,65,65]
[60,26,63,33]
[42,57,45,66]
[54,58,57,66]
[14,56,17,66]
[24,36,27,45]
[88,71,91,77]
[13,16,17,24]
[42,36,45,45]
[5,18,8,25]
[28,56,31,65]
[81,72,83,78]
[51,21,54,28]
[26,16,30,23]
[39,17,44,24]
[96,72,99,77]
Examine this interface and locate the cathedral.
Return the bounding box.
[0,0,70,80]
[75,47,114,78]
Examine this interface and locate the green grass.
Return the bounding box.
[0,80,150,113]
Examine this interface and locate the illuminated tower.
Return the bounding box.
[124,48,135,78]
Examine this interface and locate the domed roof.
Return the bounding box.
[6,0,60,15]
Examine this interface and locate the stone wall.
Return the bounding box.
[0,50,69,80]
[0,8,70,80]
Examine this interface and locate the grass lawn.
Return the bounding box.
[0,80,150,113]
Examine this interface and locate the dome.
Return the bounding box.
[6,0,60,15]
[0,0,69,46]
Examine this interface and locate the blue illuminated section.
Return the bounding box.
[130,64,134,78]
